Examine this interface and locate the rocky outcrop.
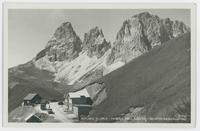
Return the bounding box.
[83,27,111,58]
[108,18,151,64]
[33,12,190,84]
[36,22,82,62]
[163,19,190,38]
[107,12,190,64]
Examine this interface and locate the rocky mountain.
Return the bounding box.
[37,22,82,62]
[33,12,189,84]
[107,12,190,64]
[33,23,113,85]
[34,22,82,72]
[83,27,111,58]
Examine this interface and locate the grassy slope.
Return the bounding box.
[8,62,65,113]
[91,33,191,119]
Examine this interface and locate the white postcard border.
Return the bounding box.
[3,2,197,128]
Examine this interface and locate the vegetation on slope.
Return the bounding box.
[90,33,191,123]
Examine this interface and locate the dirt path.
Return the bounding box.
[49,102,77,122]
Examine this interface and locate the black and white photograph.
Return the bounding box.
[2,2,196,127]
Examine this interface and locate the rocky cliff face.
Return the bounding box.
[36,22,82,62]
[34,12,190,84]
[34,24,111,84]
[83,27,111,58]
[107,12,190,64]
[162,18,190,38]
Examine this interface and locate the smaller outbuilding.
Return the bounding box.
[25,113,48,123]
[26,114,42,123]
[23,93,41,106]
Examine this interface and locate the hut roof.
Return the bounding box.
[26,114,42,122]
[73,104,92,107]
[69,88,90,98]
[24,93,38,100]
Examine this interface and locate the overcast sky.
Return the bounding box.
[8,9,190,67]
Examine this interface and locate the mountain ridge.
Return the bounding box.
[33,12,189,85]
[107,12,190,64]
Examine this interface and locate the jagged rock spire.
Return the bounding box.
[36,22,82,62]
[83,26,111,58]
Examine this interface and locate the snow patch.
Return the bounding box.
[34,49,125,85]
[55,50,110,85]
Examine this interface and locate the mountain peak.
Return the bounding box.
[87,26,104,38]
[61,21,72,27]
[83,26,110,58]
[52,21,77,42]
[107,12,190,64]
[132,11,151,19]
[35,22,82,63]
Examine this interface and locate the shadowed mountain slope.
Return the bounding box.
[8,62,65,113]
[90,33,190,122]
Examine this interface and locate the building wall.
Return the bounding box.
[71,98,87,104]
[73,106,92,117]
[65,96,93,112]
[78,106,92,116]
[40,104,46,110]
[67,97,87,111]
[24,100,31,106]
